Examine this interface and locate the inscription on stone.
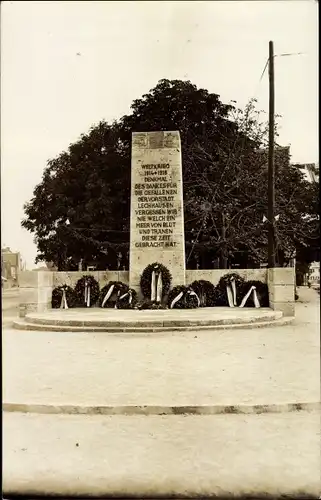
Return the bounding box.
[134,162,178,248]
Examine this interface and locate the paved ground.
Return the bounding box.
[3,287,320,497]
[2,287,320,407]
[1,288,19,326]
[3,411,320,497]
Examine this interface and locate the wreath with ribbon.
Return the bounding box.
[99,281,129,308]
[239,280,269,308]
[116,287,138,309]
[190,280,216,307]
[167,285,200,309]
[74,275,100,308]
[140,262,172,303]
[214,273,245,307]
[52,284,77,309]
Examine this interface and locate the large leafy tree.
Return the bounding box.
[23,122,130,269]
[184,100,319,268]
[22,79,319,270]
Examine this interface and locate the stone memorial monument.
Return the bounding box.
[15,130,296,321]
[129,131,186,294]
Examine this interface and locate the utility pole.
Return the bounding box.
[268,40,276,268]
[221,212,228,269]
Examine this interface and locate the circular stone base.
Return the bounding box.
[13,307,293,332]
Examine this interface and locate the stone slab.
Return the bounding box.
[268,268,295,286]
[18,303,38,317]
[14,307,292,331]
[129,131,186,289]
[23,307,282,327]
[270,301,295,317]
[269,284,294,303]
[186,269,267,285]
[245,269,268,282]
[52,271,130,289]
[19,287,38,303]
[12,316,294,332]
[117,271,129,284]
[18,271,38,288]
[12,307,289,330]
[19,271,54,288]
[97,271,120,288]
[53,271,100,288]
[37,286,53,304]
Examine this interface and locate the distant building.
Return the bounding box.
[294,163,319,183]
[308,261,320,286]
[1,247,22,287]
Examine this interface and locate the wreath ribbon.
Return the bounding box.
[156,273,163,303]
[170,290,200,309]
[84,282,91,307]
[151,270,163,303]
[151,271,156,301]
[170,291,184,309]
[226,277,237,307]
[114,290,121,309]
[226,285,234,307]
[102,284,115,308]
[231,278,237,306]
[60,288,68,310]
[253,289,260,308]
[119,290,133,305]
[239,286,260,308]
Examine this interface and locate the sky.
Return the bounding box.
[1,0,318,268]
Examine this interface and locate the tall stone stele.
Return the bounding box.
[129,131,186,295]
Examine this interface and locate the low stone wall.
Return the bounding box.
[51,269,267,289]
[19,271,54,317]
[18,271,130,317]
[18,267,295,318]
[267,268,295,317]
[186,269,267,285]
[52,271,129,289]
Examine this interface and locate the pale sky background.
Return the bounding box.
[1,1,318,268]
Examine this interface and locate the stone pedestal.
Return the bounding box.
[19,271,54,317]
[129,131,186,294]
[268,268,295,317]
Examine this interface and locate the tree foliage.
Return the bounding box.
[22,79,319,269]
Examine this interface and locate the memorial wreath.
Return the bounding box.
[239,280,269,308]
[74,275,100,307]
[140,262,172,303]
[99,281,129,308]
[190,279,216,307]
[214,273,245,307]
[51,284,77,309]
[167,285,200,309]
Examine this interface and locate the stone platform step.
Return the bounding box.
[13,307,293,332]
